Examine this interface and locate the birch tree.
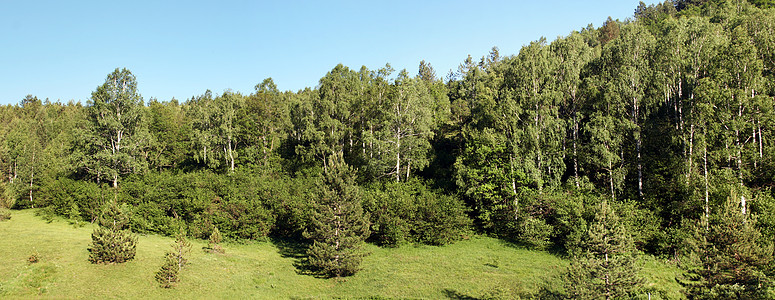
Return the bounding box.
[83,68,148,188]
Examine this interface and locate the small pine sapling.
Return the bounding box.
[0,208,10,221]
[156,230,192,288]
[88,200,137,264]
[155,252,179,288]
[206,226,224,253]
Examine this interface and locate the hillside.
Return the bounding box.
[0,210,682,299]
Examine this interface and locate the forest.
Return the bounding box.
[1,0,775,298]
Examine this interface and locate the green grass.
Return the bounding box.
[0,209,684,299]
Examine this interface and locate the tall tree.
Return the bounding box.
[552,32,597,189]
[239,78,290,168]
[602,23,656,199]
[186,90,218,168]
[81,68,148,188]
[300,64,361,171]
[382,70,437,182]
[500,38,565,193]
[212,91,242,172]
[147,98,188,171]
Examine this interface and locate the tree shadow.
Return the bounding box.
[269,236,321,277]
[442,289,484,300]
[496,237,567,257]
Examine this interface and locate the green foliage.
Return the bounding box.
[413,192,472,246]
[88,226,137,264]
[562,199,644,299]
[155,252,180,288]
[515,216,554,250]
[42,178,102,223]
[363,179,470,247]
[155,230,192,288]
[362,181,415,246]
[305,154,370,278]
[0,5,774,299]
[0,208,10,221]
[682,191,773,299]
[205,226,224,254]
[79,68,149,188]
[88,200,137,264]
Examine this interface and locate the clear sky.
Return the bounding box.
[0,0,658,105]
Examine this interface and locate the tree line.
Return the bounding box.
[1,0,775,297]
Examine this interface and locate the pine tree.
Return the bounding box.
[305,153,370,278]
[155,252,179,289]
[88,199,137,264]
[156,229,191,288]
[683,191,773,299]
[564,199,643,299]
[206,226,224,254]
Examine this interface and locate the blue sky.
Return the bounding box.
[0,0,658,105]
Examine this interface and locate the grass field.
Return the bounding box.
[0,209,684,299]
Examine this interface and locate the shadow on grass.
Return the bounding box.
[442,289,483,300]
[496,237,567,257]
[270,237,326,278]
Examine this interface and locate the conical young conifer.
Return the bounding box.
[305,153,370,278]
[88,199,137,264]
[564,199,643,299]
[683,191,773,299]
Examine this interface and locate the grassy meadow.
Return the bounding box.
[0,209,683,299]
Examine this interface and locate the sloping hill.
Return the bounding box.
[0,210,682,299]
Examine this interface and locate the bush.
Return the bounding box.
[364,179,471,246]
[544,192,588,254]
[42,178,102,223]
[413,192,472,246]
[1,182,15,210]
[363,181,415,246]
[514,216,553,250]
[265,173,317,239]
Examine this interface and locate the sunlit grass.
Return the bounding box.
[0,209,683,299]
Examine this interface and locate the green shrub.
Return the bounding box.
[1,182,15,209]
[413,193,472,246]
[364,179,471,246]
[266,173,317,238]
[35,206,56,223]
[130,202,180,236]
[205,226,225,253]
[42,178,102,222]
[363,181,415,246]
[515,216,553,250]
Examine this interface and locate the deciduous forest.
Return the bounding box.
[2,0,775,298]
